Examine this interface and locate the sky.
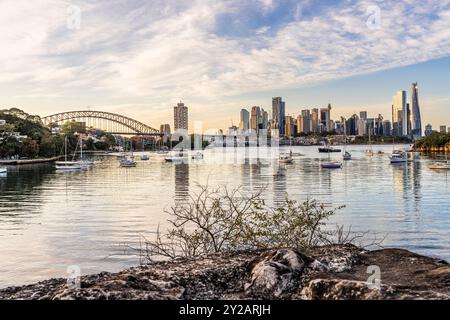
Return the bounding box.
[0,0,450,131]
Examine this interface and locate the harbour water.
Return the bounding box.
[0,144,449,288]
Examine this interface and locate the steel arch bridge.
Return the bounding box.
[41,110,161,136]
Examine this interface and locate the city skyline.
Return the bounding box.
[0,1,450,131]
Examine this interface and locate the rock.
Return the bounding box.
[300,279,384,300]
[244,249,309,298]
[0,245,448,300]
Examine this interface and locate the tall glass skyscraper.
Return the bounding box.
[272,97,285,135]
[392,90,407,136]
[411,82,422,139]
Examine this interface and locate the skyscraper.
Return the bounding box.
[392,91,407,136]
[174,102,188,131]
[262,109,269,129]
[300,109,311,133]
[411,82,422,139]
[239,108,250,131]
[251,106,261,133]
[272,97,285,135]
[311,108,319,133]
[320,104,332,132]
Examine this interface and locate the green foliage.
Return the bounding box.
[414,132,450,150]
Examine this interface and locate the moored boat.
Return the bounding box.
[318,146,341,153]
[321,162,342,169]
[343,151,352,161]
[390,150,407,164]
[0,167,7,174]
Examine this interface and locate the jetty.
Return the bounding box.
[0,156,62,166]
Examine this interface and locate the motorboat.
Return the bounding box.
[191,152,203,160]
[165,150,188,163]
[120,159,137,167]
[321,162,342,169]
[318,146,341,153]
[429,161,450,170]
[140,154,150,161]
[0,167,7,174]
[343,151,352,161]
[377,150,385,155]
[390,150,407,164]
[278,154,293,164]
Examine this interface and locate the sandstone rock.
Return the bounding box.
[244,249,309,298]
[300,279,384,300]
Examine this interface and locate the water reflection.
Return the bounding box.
[0,145,448,288]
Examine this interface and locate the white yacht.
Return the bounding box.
[390,150,407,164]
[165,150,188,163]
[429,161,450,170]
[0,167,7,174]
[55,136,83,171]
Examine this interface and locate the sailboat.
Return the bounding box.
[365,123,374,156]
[279,138,294,164]
[55,136,82,171]
[120,141,137,167]
[140,139,150,161]
[342,130,351,161]
[76,137,94,168]
[322,140,342,169]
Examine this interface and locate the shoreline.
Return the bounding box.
[0,156,62,166]
[1,245,448,300]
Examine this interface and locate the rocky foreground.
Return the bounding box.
[1,244,449,300]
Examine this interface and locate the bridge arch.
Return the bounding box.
[41,110,160,135]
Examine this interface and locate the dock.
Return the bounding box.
[0,156,62,166]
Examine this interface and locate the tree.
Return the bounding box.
[22,138,39,158]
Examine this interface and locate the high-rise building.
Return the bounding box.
[301,110,311,133]
[262,109,269,129]
[239,109,250,131]
[425,124,433,136]
[359,111,368,120]
[285,115,295,137]
[251,106,261,133]
[174,102,188,131]
[392,91,407,136]
[411,82,422,139]
[357,118,366,136]
[320,104,332,132]
[311,108,319,133]
[382,120,392,136]
[345,114,358,136]
[272,97,285,135]
[440,125,447,133]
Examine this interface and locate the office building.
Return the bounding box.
[440,125,447,133]
[272,97,286,135]
[392,90,408,136]
[251,106,261,132]
[174,102,188,131]
[311,108,319,133]
[320,104,332,132]
[411,82,422,139]
[239,109,250,131]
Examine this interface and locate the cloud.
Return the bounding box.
[0,0,450,125]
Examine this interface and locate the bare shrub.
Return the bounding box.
[136,184,345,262]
